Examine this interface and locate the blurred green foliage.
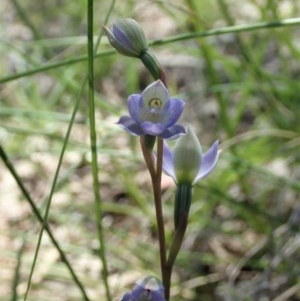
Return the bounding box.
[1,0,300,301]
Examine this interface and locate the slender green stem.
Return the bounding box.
[152,17,300,45]
[0,50,113,84]
[164,184,192,300]
[155,139,169,300]
[0,145,90,301]
[11,236,26,301]
[155,138,167,273]
[87,0,112,300]
[140,137,156,177]
[2,17,300,84]
[164,213,188,301]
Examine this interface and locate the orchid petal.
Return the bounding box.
[140,122,165,136]
[128,94,143,123]
[130,284,144,300]
[150,290,166,301]
[130,276,166,301]
[142,80,169,104]
[162,98,185,127]
[160,124,186,140]
[119,292,131,301]
[162,141,176,181]
[193,140,219,184]
[117,116,144,136]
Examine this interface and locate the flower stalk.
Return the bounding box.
[140,137,167,295]
[140,50,166,86]
[174,183,192,230]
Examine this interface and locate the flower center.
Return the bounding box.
[144,98,163,123]
[149,98,162,109]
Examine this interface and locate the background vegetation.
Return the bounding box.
[1,0,300,300]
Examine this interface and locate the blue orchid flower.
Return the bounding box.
[118,80,185,139]
[162,125,219,185]
[119,276,166,301]
[162,125,220,228]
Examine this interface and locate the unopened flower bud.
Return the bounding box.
[162,125,219,186]
[173,125,203,185]
[162,126,219,229]
[103,18,148,58]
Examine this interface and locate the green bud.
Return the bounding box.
[173,125,202,185]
